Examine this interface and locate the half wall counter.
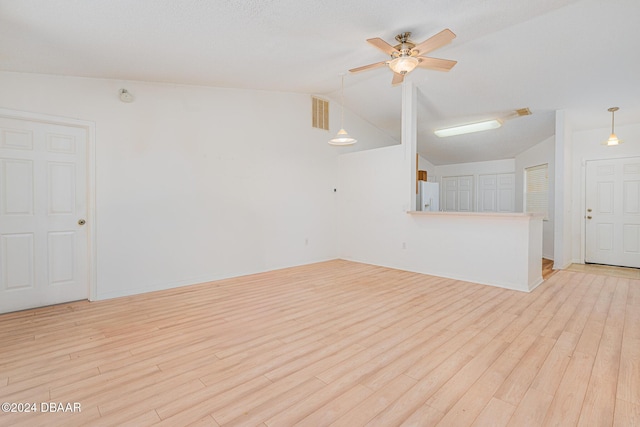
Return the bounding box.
[406,211,544,292]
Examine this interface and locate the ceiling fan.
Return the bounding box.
[349,29,457,85]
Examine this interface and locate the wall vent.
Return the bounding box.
[311,96,329,131]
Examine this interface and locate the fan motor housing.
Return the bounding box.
[393,32,417,58]
[392,43,417,58]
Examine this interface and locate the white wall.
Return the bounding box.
[12,70,640,298]
[338,145,542,291]
[338,145,407,267]
[570,121,640,264]
[0,71,396,300]
[515,136,555,259]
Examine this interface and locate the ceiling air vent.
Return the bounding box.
[312,96,329,131]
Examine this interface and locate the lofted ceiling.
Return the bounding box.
[1,0,639,165]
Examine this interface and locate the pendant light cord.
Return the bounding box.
[340,74,345,128]
[608,106,619,134]
[328,73,356,145]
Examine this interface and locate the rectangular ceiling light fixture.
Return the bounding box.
[434,119,502,137]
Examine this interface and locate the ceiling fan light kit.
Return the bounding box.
[603,107,622,146]
[389,56,419,75]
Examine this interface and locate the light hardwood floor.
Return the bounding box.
[0,260,638,426]
[567,262,640,279]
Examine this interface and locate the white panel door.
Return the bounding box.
[478,174,497,212]
[585,157,640,268]
[442,175,474,212]
[497,173,515,212]
[457,176,473,212]
[0,117,88,313]
[442,177,457,211]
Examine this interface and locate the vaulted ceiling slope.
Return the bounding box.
[1,0,639,164]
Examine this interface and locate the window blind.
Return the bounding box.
[525,163,548,219]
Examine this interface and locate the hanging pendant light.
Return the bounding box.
[604,107,623,146]
[329,74,357,146]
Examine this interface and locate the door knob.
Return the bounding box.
[587,208,592,212]
[78,219,86,226]
[587,216,592,219]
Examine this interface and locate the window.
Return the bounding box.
[524,163,549,219]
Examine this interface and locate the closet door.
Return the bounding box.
[442,177,458,211]
[457,176,473,212]
[478,174,497,212]
[497,173,515,212]
[442,175,473,212]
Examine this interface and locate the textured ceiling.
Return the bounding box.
[1,0,639,164]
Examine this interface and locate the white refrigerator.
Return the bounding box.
[418,181,440,211]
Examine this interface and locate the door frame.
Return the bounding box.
[582,155,640,266]
[0,108,97,302]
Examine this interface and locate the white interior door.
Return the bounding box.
[497,173,515,213]
[585,157,640,268]
[457,176,473,212]
[478,173,515,213]
[442,175,474,212]
[442,177,457,211]
[478,174,497,212]
[0,117,88,313]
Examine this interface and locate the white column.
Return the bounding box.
[553,109,573,269]
[401,81,417,211]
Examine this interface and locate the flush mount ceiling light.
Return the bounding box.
[603,107,623,146]
[434,107,532,138]
[328,74,357,146]
[434,119,502,137]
